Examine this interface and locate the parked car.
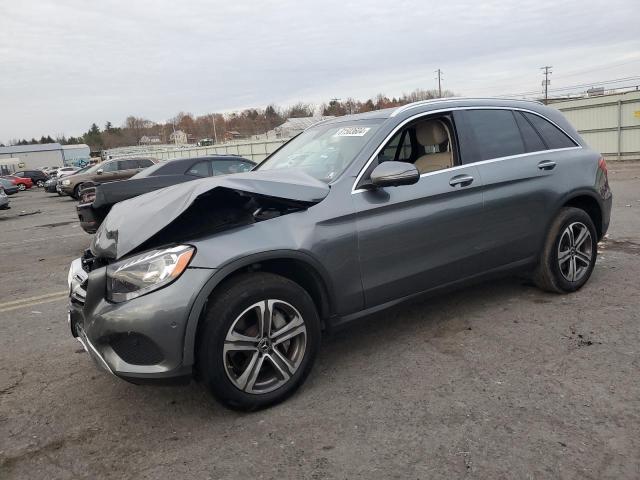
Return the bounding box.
[57,167,79,178]
[76,155,255,233]
[45,165,92,193]
[58,157,156,199]
[0,186,9,210]
[68,98,612,410]
[0,177,19,195]
[12,170,49,187]
[1,175,33,190]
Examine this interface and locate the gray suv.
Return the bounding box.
[68,98,612,410]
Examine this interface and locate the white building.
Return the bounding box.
[0,143,91,170]
[552,90,640,161]
[169,130,188,145]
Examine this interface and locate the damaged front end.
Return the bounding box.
[90,169,330,262]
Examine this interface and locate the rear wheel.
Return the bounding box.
[197,272,321,410]
[534,207,598,293]
[36,180,45,187]
[17,183,26,191]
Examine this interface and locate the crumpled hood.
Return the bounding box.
[91,168,329,260]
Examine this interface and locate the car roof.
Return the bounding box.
[313,97,545,126]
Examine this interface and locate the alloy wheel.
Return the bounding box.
[223,299,307,394]
[17,184,25,191]
[557,221,593,282]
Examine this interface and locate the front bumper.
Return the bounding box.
[68,257,214,383]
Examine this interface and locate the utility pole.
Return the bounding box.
[435,69,443,97]
[212,114,218,144]
[541,66,552,104]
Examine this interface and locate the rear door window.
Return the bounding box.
[463,110,525,160]
[117,160,138,170]
[514,112,546,153]
[521,112,577,149]
[186,161,210,177]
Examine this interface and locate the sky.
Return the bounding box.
[1,0,639,142]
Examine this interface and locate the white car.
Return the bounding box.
[56,167,79,178]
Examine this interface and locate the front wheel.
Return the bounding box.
[534,207,598,293]
[72,183,84,200]
[36,180,45,187]
[197,272,321,411]
[17,183,26,191]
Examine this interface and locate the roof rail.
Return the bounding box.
[390,97,544,117]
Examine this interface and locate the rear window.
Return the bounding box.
[137,159,154,168]
[186,161,210,177]
[464,110,525,160]
[522,112,577,149]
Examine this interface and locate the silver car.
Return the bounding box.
[68,98,612,410]
[0,186,10,210]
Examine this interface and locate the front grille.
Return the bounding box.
[109,333,164,365]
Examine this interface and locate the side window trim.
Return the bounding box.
[352,106,581,193]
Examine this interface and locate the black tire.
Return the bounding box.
[17,183,26,191]
[36,180,45,187]
[196,272,321,411]
[534,207,598,293]
[72,183,84,200]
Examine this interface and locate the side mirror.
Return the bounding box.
[369,161,420,188]
[96,169,103,175]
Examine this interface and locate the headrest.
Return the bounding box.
[415,120,448,146]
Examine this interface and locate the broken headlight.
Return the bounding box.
[106,245,194,303]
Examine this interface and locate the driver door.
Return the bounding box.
[353,116,486,307]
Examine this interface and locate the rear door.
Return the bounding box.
[353,114,486,307]
[455,108,578,269]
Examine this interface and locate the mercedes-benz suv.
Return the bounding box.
[67,98,612,410]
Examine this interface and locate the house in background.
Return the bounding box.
[224,131,246,141]
[169,130,188,145]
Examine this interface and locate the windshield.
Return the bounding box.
[257,120,382,182]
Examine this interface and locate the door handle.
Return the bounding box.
[537,160,556,171]
[449,174,474,187]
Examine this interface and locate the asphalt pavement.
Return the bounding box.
[1,164,639,479]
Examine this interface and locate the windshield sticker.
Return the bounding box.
[334,127,371,137]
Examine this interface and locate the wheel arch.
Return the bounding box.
[558,190,604,240]
[182,250,334,367]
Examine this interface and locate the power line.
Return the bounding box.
[501,75,640,98]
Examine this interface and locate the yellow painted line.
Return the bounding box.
[0,293,69,313]
[0,290,68,308]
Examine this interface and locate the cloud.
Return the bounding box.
[0,0,638,141]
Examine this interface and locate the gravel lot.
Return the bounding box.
[1,163,639,479]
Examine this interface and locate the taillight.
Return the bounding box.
[598,157,608,176]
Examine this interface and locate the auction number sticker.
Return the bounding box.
[334,127,371,137]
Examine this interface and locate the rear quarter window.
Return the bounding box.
[514,112,546,153]
[522,112,577,149]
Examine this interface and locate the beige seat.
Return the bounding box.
[413,120,452,173]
